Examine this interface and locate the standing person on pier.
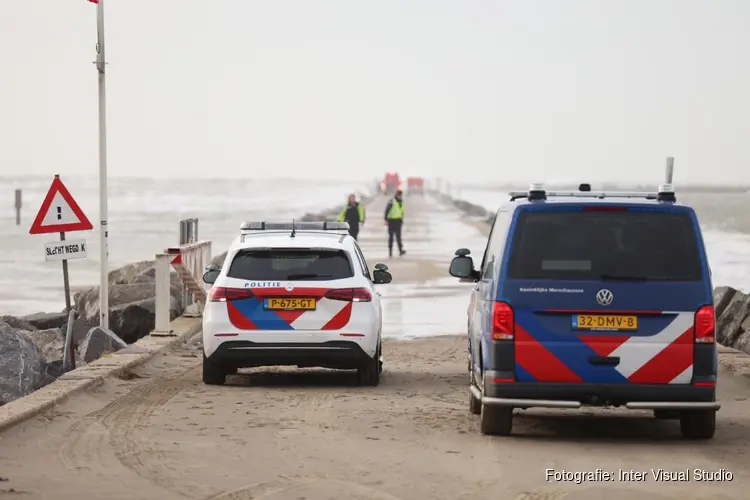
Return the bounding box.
[384,189,406,257]
[337,193,366,240]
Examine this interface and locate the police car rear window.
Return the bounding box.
[506,210,703,281]
[228,249,354,281]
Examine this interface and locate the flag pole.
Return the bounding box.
[95,0,110,329]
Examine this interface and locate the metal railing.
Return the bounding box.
[153,239,212,336]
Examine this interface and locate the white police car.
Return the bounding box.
[201,221,392,386]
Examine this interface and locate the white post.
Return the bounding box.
[153,253,173,335]
[96,0,110,329]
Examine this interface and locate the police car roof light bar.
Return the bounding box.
[239,221,350,232]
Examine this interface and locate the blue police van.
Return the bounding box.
[449,181,719,438]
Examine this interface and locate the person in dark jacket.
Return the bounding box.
[384,190,406,257]
[337,193,366,240]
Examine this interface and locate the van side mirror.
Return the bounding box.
[374,263,388,271]
[449,255,477,281]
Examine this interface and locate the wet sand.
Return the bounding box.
[0,195,749,500]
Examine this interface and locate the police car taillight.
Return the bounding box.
[492,301,514,340]
[324,287,372,302]
[694,305,715,344]
[209,287,256,302]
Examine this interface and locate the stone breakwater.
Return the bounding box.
[0,195,371,406]
[435,190,750,356]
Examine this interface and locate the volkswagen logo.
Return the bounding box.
[284,282,295,291]
[596,289,614,306]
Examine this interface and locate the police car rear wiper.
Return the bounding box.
[599,274,652,281]
[285,273,333,280]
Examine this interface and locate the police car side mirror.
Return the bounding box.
[374,263,388,271]
[205,263,221,272]
[373,269,392,284]
[203,270,220,284]
[449,255,476,280]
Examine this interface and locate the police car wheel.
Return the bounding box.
[357,345,381,387]
[679,410,716,440]
[202,352,227,386]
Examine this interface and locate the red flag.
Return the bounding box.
[88,0,99,4]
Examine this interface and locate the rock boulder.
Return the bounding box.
[72,261,186,344]
[25,327,65,364]
[79,327,126,363]
[19,311,69,330]
[0,322,46,405]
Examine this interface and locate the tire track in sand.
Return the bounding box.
[56,365,198,494]
[203,475,404,500]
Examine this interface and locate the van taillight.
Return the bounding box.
[694,305,715,344]
[492,301,514,340]
[209,287,256,302]
[325,288,372,302]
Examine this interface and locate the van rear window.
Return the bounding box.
[228,249,354,281]
[506,210,703,281]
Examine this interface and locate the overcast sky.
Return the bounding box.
[2,1,748,184]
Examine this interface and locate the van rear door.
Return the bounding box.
[501,204,711,385]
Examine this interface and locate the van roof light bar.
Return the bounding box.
[656,183,676,202]
[527,182,547,201]
[509,157,678,202]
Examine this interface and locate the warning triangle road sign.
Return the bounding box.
[29,176,94,235]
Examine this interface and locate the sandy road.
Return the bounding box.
[1,195,749,500]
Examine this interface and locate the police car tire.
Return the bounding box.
[357,345,381,387]
[679,410,716,439]
[202,353,227,386]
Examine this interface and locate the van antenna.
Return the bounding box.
[665,156,674,184]
[290,219,296,238]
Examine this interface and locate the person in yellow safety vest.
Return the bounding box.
[337,193,366,240]
[384,189,406,257]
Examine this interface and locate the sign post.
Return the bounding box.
[91,0,111,330]
[29,175,94,314]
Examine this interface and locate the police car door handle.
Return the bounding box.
[589,356,620,366]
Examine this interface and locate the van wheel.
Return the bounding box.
[357,345,381,387]
[480,404,513,436]
[654,409,680,419]
[202,353,226,386]
[680,410,716,439]
[469,369,481,415]
[470,391,482,415]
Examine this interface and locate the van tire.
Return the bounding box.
[480,404,513,436]
[469,368,481,415]
[654,409,680,419]
[680,410,716,439]
[470,391,482,415]
[202,353,226,386]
